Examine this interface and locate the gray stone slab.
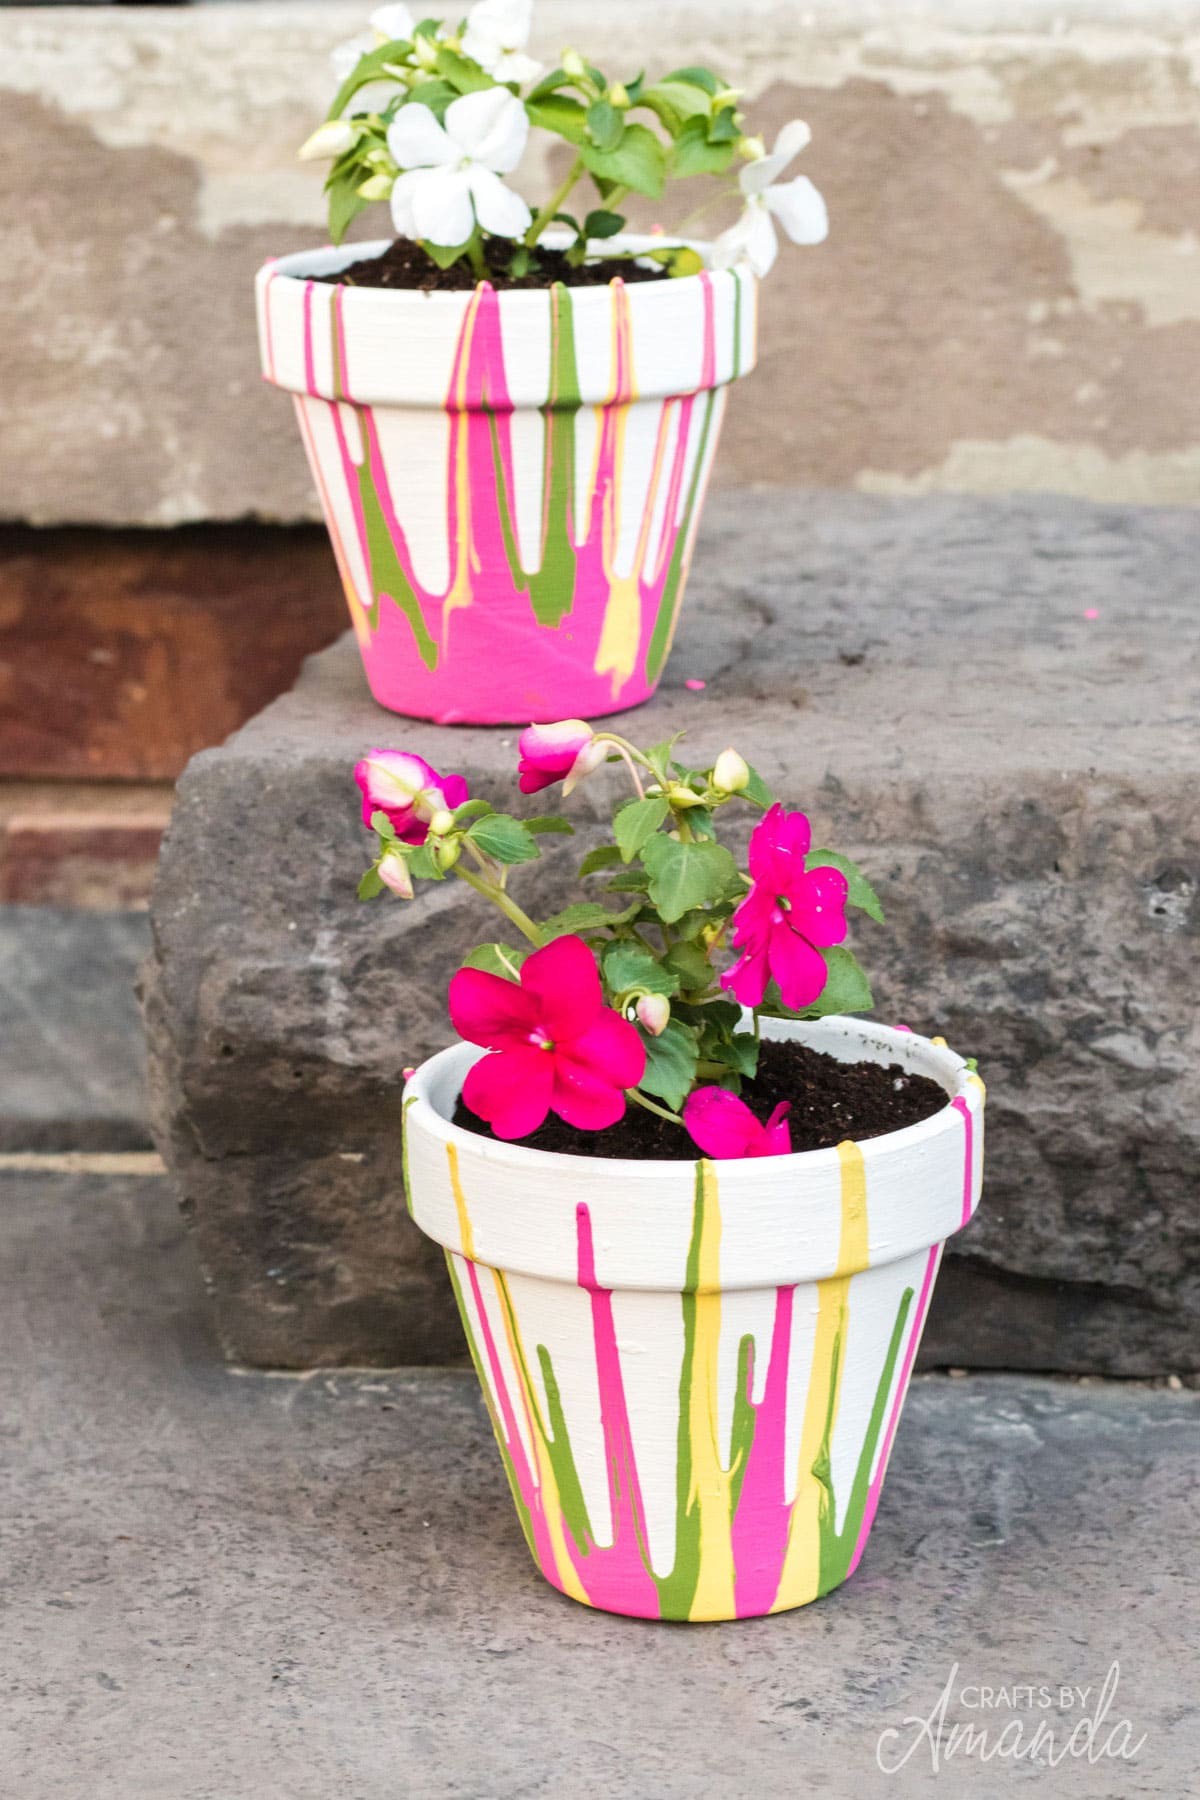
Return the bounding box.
[0,907,150,1149]
[2,1170,1197,1799]
[142,491,1200,1372]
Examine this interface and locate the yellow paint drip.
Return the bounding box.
[446,1143,475,1262]
[771,1140,870,1610]
[443,286,485,631]
[687,1163,739,1622]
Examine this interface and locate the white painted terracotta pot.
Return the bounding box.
[255,236,757,724]
[403,1015,985,1622]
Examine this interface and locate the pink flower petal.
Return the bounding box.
[448,966,539,1048]
[517,720,593,793]
[561,1007,646,1091]
[768,922,829,1012]
[683,1087,764,1159]
[762,1101,793,1155]
[550,1057,628,1132]
[519,935,602,1041]
[462,1045,554,1139]
[720,943,770,1009]
[791,866,849,947]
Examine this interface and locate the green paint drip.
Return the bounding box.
[526,285,581,629]
[728,1334,757,1518]
[817,1286,914,1597]
[643,388,718,684]
[651,1163,709,1619]
[400,1095,418,1221]
[535,1343,595,1557]
[354,454,440,669]
[443,1251,537,1557]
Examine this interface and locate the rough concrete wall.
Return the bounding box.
[1,2,1199,524]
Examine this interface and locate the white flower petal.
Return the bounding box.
[741,120,812,196]
[713,201,777,276]
[493,49,542,84]
[764,174,829,246]
[445,86,529,172]
[387,101,455,170]
[389,169,424,237]
[467,0,533,50]
[370,3,415,40]
[299,119,355,161]
[461,23,502,73]
[467,166,533,239]
[410,165,476,245]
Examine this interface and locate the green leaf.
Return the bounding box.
[603,942,679,997]
[708,105,740,143]
[742,763,775,811]
[806,849,885,923]
[636,1019,699,1112]
[579,844,624,877]
[526,94,588,144]
[642,835,738,923]
[467,815,540,865]
[327,40,412,121]
[676,996,741,1035]
[762,948,874,1021]
[527,66,574,101]
[614,795,670,863]
[538,903,619,940]
[584,208,625,240]
[581,123,666,198]
[462,942,529,980]
[662,940,714,991]
[664,65,721,96]
[638,79,713,132]
[587,98,624,151]
[406,844,444,881]
[434,45,495,93]
[424,238,471,269]
[357,866,385,900]
[671,116,737,178]
[605,869,651,893]
[526,816,575,836]
[328,174,373,245]
[405,78,460,118]
[450,798,494,825]
[370,810,397,841]
[713,1031,760,1078]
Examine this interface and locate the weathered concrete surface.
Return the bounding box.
[3,1168,1198,1799]
[0,908,151,1150]
[142,490,1200,1372]
[3,3,1200,524]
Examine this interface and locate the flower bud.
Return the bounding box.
[562,48,586,77]
[299,120,356,162]
[562,736,608,797]
[356,172,395,201]
[413,31,440,68]
[712,87,743,108]
[667,783,707,810]
[378,850,414,899]
[636,994,671,1037]
[739,133,766,162]
[427,808,456,836]
[608,81,630,108]
[430,835,461,872]
[711,748,750,794]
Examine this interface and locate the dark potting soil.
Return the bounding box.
[312,235,671,293]
[452,1037,949,1162]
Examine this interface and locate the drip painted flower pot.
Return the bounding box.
[255,237,756,724]
[403,1015,985,1622]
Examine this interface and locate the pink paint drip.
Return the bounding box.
[846,1244,940,1579]
[730,1284,797,1617]
[293,276,726,723]
[951,1096,975,1227]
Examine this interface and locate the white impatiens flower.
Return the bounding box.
[330,7,416,101]
[369,3,415,39]
[462,0,542,86]
[387,88,532,246]
[712,120,828,278]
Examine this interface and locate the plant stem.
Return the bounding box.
[627,1088,685,1127]
[454,865,544,947]
[525,155,585,248]
[465,232,488,279]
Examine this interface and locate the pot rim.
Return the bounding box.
[260,229,735,303]
[404,1013,973,1178]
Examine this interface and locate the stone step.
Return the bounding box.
[0,907,151,1150]
[142,490,1200,1374]
[3,1166,1197,1795]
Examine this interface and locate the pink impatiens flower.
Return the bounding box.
[517,720,604,795]
[683,1087,793,1159]
[449,934,646,1140]
[721,804,849,1012]
[355,750,469,845]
